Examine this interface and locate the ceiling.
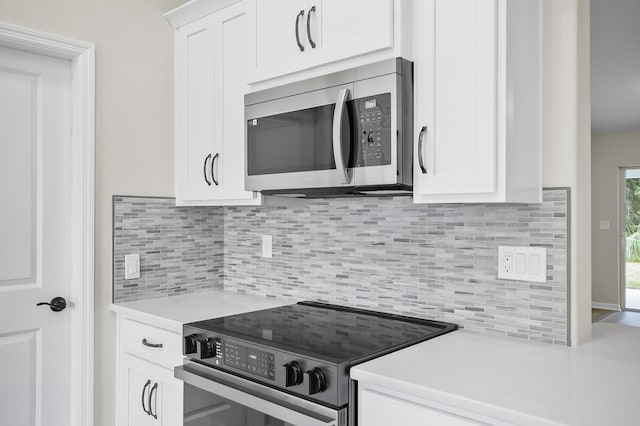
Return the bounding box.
[591,0,640,134]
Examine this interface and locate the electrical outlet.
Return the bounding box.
[498,246,546,282]
[502,251,513,274]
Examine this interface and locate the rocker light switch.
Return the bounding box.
[125,254,140,280]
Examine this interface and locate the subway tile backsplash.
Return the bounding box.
[113,189,569,345]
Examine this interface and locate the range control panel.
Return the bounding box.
[182,328,341,407]
[353,93,392,167]
[224,342,275,380]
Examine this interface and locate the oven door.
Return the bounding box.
[176,362,347,426]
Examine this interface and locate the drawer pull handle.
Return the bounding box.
[142,338,163,348]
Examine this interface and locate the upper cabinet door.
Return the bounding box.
[310,0,394,66]
[413,0,541,203]
[247,0,310,82]
[247,0,396,84]
[172,2,261,206]
[212,2,259,203]
[174,16,217,203]
[415,0,497,196]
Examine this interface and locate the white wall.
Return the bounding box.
[592,132,640,308]
[0,0,183,425]
[541,0,592,345]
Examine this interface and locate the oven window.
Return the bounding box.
[246,104,336,176]
[184,383,296,426]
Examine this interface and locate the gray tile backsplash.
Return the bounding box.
[113,189,569,345]
[223,189,569,345]
[112,196,224,303]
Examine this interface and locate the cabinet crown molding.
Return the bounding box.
[165,0,242,29]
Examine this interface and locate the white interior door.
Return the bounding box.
[0,45,73,426]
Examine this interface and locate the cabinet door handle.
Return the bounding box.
[203,154,212,186]
[211,153,219,186]
[306,6,316,48]
[141,379,151,415]
[148,382,158,420]
[418,126,428,174]
[141,338,163,349]
[295,10,305,52]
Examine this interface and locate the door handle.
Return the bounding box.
[417,126,428,174]
[295,10,305,52]
[148,382,158,419]
[203,154,212,186]
[141,379,151,415]
[306,6,316,48]
[332,88,352,184]
[211,153,219,186]
[36,296,66,312]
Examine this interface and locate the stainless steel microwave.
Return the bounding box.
[244,58,413,197]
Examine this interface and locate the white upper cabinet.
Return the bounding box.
[169,1,261,206]
[246,0,398,84]
[413,0,541,204]
[249,0,310,79]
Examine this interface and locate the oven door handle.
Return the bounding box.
[175,363,340,426]
[332,88,352,185]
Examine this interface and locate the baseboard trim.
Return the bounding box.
[592,302,621,311]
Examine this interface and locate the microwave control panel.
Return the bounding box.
[353,93,392,167]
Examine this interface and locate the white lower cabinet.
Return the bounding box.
[359,385,490,426]
[120,354,182,426]
[116,316,183,426]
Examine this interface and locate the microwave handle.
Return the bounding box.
[332,88,351,184]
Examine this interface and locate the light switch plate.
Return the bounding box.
[124,254,140,280]
[262,235,272,258]
[498,246,546,283]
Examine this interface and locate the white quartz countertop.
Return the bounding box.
[110,290,296,333]
[351,323,640,426]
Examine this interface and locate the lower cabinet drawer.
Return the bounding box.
[120,318,183,367]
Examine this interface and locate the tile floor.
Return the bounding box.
[592,308,640,327]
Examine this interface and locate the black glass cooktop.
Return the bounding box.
[188,302,457,363]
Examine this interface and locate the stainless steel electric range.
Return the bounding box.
[176,301,457,426]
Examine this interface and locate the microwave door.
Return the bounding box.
[245,83,355,192]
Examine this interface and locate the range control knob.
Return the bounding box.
[283,361,303,387]
[183,334,198,355]
[198,338,215,359]
[306,367,327,395]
